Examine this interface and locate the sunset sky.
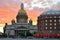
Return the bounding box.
[0,0,60,32]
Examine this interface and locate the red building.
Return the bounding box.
[37,10,60,34]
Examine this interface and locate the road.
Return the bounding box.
[0,38,60,40]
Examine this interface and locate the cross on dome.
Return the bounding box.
[21,3,24,9]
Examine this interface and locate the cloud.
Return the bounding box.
[24,0,60,10]
[0,0,18,2]
[0,0,60,10]
[0,0,60,25]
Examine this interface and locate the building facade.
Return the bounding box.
[37,10,60,34]
[3,3,37,36]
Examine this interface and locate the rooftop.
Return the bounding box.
[41,10,60,15]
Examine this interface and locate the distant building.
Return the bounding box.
[3,3,37,36]
[37,10,60,34]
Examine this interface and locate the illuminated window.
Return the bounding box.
[45,23,47,25]
[50,30,52,33]
[59,20,60,22]
[45,20,47,22]
[54,20,56,22]
[46,27,47,29]
[59,16,60,18]
[50,27,52,29]
[54,16,56,18]
[54,27,56,29]
[54,23,56,25]
[50,20,52,22]
[50,16,52,18]
[50,23,52,25]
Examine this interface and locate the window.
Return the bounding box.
[50,16,52,18]
[54,20,56,22]
[59,20,60,22]
[50,23,52,25]
[46,27,47,29]
[50,20,52,22]
[50,27,52,29]
[54,23,56,25]
[45,20,47,22]
[54,16,56,18]
[59,16,60,18]
[45,23,47,25]
[54,27,56,29]
[50,30,52,33]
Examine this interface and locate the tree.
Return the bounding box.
[19,32,25,36]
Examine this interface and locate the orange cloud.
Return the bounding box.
[26,8,45,25]
[0,5,47,25]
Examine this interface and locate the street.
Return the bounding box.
[0,38,60,40]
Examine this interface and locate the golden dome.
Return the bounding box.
[18,3,27,14]
[18,9,26,14]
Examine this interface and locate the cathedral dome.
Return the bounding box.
[16,3,28,19]
[16,3,28,23]
[18,9,26,14]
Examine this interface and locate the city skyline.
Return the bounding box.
[0,0,60,32]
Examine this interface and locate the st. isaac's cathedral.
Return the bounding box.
[3,3,37,36]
